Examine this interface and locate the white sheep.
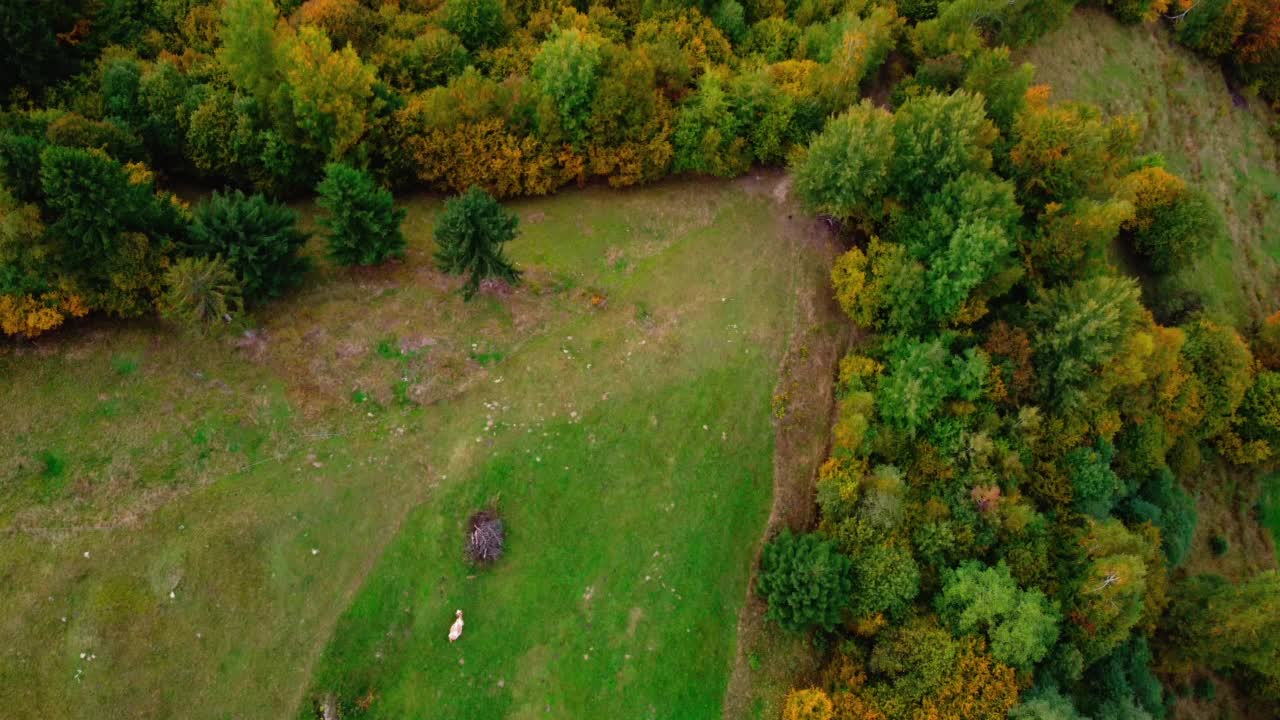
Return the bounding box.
[448,610,465,643]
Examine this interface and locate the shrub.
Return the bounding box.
[316,163,406,266]
[161,256,244,333]
[757,530,853,632]
[187,189,310,306]
[441,0,508,50]
[1131,188,1221,274]
[782,688,834,720]
[1210,534,1230,556]
[433,186,521,299]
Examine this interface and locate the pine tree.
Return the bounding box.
[433,186,521,299]
[316,163,406,266]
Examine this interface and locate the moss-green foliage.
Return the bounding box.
[316,163,406,266]
[37,145,179,317]
[791,100,896,221]
[875,335,987,436]
[187,189,310,306]
[936,561,1061,671]
[160,255,243,333]
[1132,188,1221,274]
[1174,0,1246,58]
[531,28,604,146]
[758,530,854,631]
[1162,572,1280,699]
[1028,277,1144,413]
[441,0,509,50]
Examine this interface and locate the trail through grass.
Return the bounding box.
[0,175,830,718]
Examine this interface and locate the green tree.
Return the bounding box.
[433,186,521,299]
[757,530,854,631]
[868,617,960,710]
[441,0,507,50]
[1066,439,1123,519]
[1072,520,1159,662]
[961,46,1034,133]
[935,560,1061,671]
[672,69,750,177]
[791,100,895,221]
[1127,468,1197,568]
[161,255,243,333]
[1162,572,1280,698]
[219,0,283,101]
[316,163,406,266]
[850,543,921,621]
[1181,317,1253,439]
[39,146,180,317]
[1235,371,1280,451]
[1175,0,1247,58]
[531,28,604,146]
[1131,188,1221,274]
[876,335,988,436]
[1008,686,1088,720]
[1028,276,1144,413]
[888,90,997,200]
[187,189,309,306]
[0,131,48,203]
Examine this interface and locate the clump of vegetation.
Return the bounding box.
[186,190,310,307]
[161,256,243,334]
[316,163,406,267]
[466,509,505,565]
[757,530,852,632]
[433,186,522,300]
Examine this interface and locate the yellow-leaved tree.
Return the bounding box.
[282,25,379,160]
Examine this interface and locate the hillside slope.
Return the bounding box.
[1025,7,1280,327]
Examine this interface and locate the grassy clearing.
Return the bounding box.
[1023,8,1280,325]
[0,174,829,718]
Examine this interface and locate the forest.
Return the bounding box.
[2,0,1279,718]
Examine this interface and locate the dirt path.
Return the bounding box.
[722,174,852,720]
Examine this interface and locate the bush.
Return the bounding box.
[441,0,508,50]
[757,530,853,632]
[316,163,406,266]
[1132,188,1221,274]
[782,688,834,720]
[1210,534,1230,556]
[433,186,521,299]
[466,509,505,564]
[160,256,243,333]
[187,189,310,306]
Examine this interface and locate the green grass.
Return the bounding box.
[0,175,824,718]
[1024,8,1280,325]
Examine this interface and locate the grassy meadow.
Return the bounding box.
[0,175,835,718]
[1024,8,1280,326]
